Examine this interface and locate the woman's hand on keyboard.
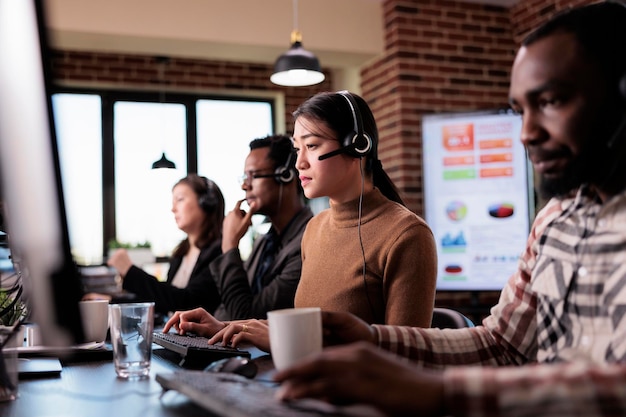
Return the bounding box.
[163,307,227,337]
[208,319,271,353]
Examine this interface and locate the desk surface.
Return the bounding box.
[0,346,271,417]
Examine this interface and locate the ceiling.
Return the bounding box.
[46,0,522,90]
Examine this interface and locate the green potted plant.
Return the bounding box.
[0,290,27,328]
[0,284,25,402]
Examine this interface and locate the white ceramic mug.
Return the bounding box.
[267,307,322,371]
[79,300,109,343]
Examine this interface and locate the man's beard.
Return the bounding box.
[538,141,611,199]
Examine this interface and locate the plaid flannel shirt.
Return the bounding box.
[373,185,626,416]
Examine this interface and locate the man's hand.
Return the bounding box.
[273,342,446,416]
[221,199,256,253]
[320,311,377,346]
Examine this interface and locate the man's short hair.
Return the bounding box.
[249,134,294,171]
[523,1,626,97]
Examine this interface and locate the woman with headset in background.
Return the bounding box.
[164,91,438,350]
[84,174,225,319]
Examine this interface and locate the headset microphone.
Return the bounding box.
[606,115,626,149]
[609,73,626,149]
[318,147,347,160]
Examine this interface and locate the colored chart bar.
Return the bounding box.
[480,167,513,177]
[443,155,475,166]
[479,153,513,163]
[443,169,476,180]
[479,138,513,149]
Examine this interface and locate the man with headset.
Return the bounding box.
[210,134,313,320]
[273,2,626,416]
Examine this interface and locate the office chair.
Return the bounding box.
[431,307,474,329]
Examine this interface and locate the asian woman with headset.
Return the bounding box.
[164,91,438,350]
[290,90,437,327]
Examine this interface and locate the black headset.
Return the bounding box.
[198,177,218,213]
[619,73,626,100]
[273,150,296,184]
[605,73,626,149]
[318,91,373,161]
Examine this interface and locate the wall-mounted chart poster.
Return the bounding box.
[422,110,534,292]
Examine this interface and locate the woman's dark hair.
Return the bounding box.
[172,174,224,257]
[293,91,404,206]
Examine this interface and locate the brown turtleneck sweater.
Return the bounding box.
[295,188,437,327]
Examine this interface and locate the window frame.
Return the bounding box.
[52,86,277,262]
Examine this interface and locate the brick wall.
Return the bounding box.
[364,0,515,217]
[51,0,598,320]
[360,0,596,218]
[360,0,596,318]
[51,51,333,137]
[510,0,594,43]
[50,0,593,217]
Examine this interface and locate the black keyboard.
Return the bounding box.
[156,370,384,417]
[152,332,250,369]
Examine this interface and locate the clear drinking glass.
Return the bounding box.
[108,302,154,379]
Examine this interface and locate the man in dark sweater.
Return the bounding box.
[210,134,313,320]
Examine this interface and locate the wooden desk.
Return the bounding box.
[0,347,259,417]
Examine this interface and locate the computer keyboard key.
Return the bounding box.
[152,332,250,369]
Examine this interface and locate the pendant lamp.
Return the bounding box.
[152,152,176,169]
[270,0,324,87]
[151,57,176,170]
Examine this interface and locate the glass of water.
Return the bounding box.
[108,302,154,379]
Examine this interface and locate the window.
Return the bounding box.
[52,91,276,265]
[53,93,103,265]
[113,101,187,257]
[197,99,273,258]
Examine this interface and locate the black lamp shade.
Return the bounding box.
[270,41,325,87]
[151,152,176,169]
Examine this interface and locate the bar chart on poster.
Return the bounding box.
[422,110,534,292]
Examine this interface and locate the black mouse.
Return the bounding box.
[203,356,258,379]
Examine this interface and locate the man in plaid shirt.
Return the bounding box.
[274,2,626,416]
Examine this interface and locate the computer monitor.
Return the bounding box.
[0,0,85,346]
[422,110,534,292]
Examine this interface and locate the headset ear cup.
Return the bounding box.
[274,165,295,184]
[338,91,373,158]
[273,150,295,184]
[343,132,372,157]
[198,193,216,213]
[353,133,372,156]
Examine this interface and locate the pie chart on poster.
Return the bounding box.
[445,201,467,221]
[444,264,463,274]
[488,203,514,218]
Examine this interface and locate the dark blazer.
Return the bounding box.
[121,239,222,315]
[210,207,314,320]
